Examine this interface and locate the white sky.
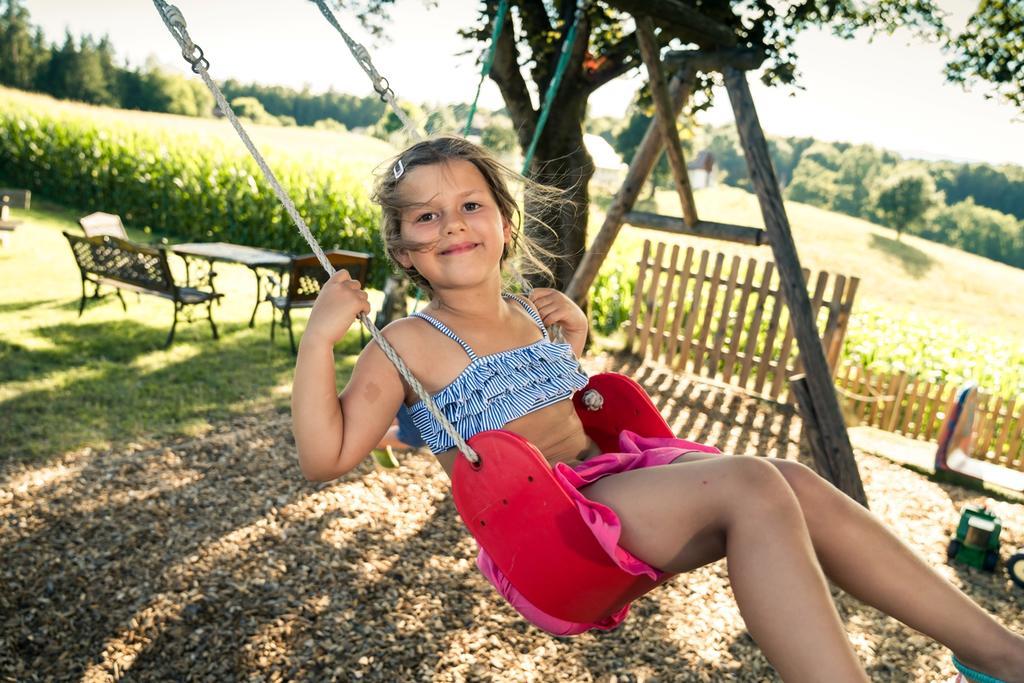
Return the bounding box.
[24,0,1024,164]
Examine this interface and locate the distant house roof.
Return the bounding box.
[688,150,715,172]
[584,134,627,171]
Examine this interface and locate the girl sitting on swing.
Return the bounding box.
[291,136,1023,682]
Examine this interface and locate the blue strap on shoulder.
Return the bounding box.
[412,311,478,360]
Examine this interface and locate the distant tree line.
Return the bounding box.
[0,0,215,116]
[218,80,386,130]
[0,0,388,130]
[691,123,1022,269]
[592,101,1024,270]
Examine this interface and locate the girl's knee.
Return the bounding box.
[725,456,798,509]
[772,460,837,508]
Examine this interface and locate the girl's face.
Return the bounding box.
[394,160,511,291]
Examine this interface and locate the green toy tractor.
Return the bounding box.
[947,504,1001,572]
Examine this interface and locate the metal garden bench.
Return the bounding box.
[63,231,223,347]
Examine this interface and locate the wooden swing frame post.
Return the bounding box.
[565,20,868,507]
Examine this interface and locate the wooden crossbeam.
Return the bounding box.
[623,212,766,245]
[607,0,737,46]
[723,66,867,507]
[662,48,765,72]
[635,17,698,228]
[565,68,695,303]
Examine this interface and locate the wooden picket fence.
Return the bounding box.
[835,363,1024,471]
[625,239,859,402]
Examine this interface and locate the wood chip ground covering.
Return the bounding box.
[2,356,1022,682]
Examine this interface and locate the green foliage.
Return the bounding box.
[481,116,517,154]
[0,98,389,287]
[930,161,1024,221]
[944,0,1024,110]
[219,79,386,129]
[786,159,838,207]
[371,100,424,139]
[872,166,941,239]
[831,145,885,216]
[800,141,843,171]
[313,117,347,132]
[424,106,457,135]
[844,301,1024,399]
[590,267,635,335]
[924,199,1024,267]
[230,96,280,126]
[113,58,210,117]
[0,0,47,89]
[39,32,117,106]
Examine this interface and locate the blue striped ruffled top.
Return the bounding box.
[407,294,590,455]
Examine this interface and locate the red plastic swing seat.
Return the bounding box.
[451,372,676,625]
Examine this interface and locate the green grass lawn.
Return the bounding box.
[0,200,369,466]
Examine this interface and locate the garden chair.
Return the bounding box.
[79,212,129,239]
[1,188,31,248]
[268,249,373,353]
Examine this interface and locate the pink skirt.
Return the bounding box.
[476,430,721,636]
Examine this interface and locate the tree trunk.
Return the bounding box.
[485,2,595,292]
[518,92,594,291]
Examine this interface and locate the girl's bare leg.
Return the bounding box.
[580,455,868,683]
[673,452,1024,682]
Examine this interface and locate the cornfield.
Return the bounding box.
[0,96,389,287]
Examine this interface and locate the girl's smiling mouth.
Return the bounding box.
[440,242,478,256]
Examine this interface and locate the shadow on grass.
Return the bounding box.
[0,315,362,466]
[869,232,934,279]
[0,299,63,314]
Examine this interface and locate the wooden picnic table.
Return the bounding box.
[170,242,293,327]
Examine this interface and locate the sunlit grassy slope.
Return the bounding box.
[597,184,1024,343]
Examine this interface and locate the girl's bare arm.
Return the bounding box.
[292,333,347,480]
[293,332,408,481]
[291,269,405,481]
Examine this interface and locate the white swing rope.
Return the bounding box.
[151,0,479,464]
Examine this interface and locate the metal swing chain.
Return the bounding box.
[150,0,479,464]
[308,0,423,141]
[463,0,510,137]
[520,0,587,174]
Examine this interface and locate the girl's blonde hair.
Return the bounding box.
[371,136,564,295]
